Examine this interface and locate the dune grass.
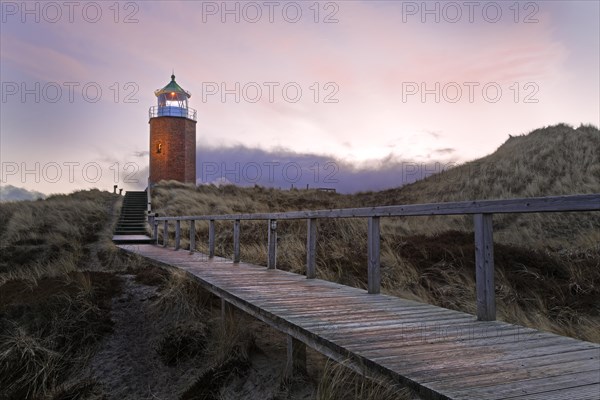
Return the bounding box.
[316,358,417,400]
[0,190,126,398]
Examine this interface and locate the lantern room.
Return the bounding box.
[149,74,197,120]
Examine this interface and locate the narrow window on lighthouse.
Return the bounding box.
[157,142,162,154]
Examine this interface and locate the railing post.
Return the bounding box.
[306,218,317,279]
[175,220,181,250]
[268,219,277,269]
[233,219,240,263]
[153,221,158,244]
[208,220,215,258]
[474,213,496,321]
[189,220,195,253]
[367,217,381,294]
[162,220,168,247]
[147,178,152,213]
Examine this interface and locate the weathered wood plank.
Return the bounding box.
[508,383,600,400]
[449,370,600,400]
[367,216,381,294]
[208,219,215,258]
[286,335,307,378]
[189,220,195,253]
[371,343,599,380]
[154,194,600,221]
[233,219,240,263]
[268,219,277,269]
[360,331,593,361]
[474,213,495,321]
[414,349,599,384]
[334,322,527,348]
[306,218,317,279]
[175,220,181,250]
[367,336,581,366]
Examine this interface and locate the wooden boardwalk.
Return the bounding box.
[118,244,600,400]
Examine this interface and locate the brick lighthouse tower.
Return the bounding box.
[149,74,197,185]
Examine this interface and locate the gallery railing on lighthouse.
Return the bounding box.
[152,193,600,322]
[149,106,197,121]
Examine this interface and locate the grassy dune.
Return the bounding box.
[0,190,124,398]
[0,190,120,282]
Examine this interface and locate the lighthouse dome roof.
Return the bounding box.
[154,74,191,98]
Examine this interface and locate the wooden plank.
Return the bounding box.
[306,218,317,279]
[256,300,436,316]
[268,219,277,269]
[508,383,600,400]
[292,310,469,329]
[430,367,600,400]
[250,296,410,310]
[208,219,215,258]
[286,335,307,378]
[242,292,417,305]
[362,330,587,356]
[368,216,381,294]
[370,343,599,379]
[175,219,181,250]
[449,370,600,400]
[474,213,495,321]
[162,220,168,247]
[367,336,580,366]
[414,349,599,384]
[189,220,195,253]
[233,219,240,263]
[335,322,527,349]
[154,194,600,221]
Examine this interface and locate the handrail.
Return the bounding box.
[154,194,600,221]
[151,193,600,322]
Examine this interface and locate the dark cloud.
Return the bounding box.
[196,145,456,193]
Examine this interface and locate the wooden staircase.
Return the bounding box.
[113,191,153,244]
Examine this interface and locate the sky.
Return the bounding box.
[1,0,599,195]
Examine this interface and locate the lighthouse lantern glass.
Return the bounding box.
[150,74,196,120]
[157,91,188,109]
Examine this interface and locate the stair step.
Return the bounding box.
[113,191,151,240]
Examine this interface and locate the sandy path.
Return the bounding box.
[87,275,205,400]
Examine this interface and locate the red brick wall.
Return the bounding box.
[149,117,197,185]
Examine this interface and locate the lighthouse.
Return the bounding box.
[148,74,197,185]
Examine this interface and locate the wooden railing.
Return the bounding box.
[152,194,600,321]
